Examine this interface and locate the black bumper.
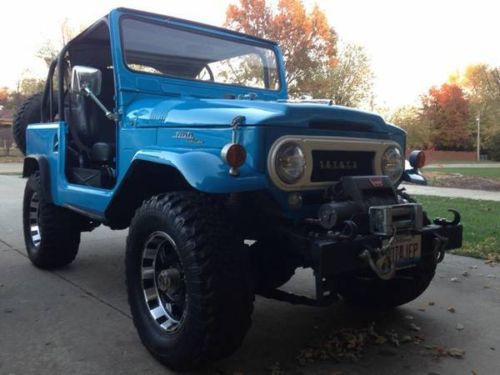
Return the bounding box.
[310,224,462,302]
[312,224,462,276]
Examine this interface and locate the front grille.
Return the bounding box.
[311,150,375,182]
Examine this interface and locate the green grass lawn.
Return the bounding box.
[415,195,500,260]
[423,167,500,179]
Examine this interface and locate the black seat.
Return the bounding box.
[66,68,116,164]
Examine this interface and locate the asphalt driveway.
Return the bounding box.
[1,174,500,374]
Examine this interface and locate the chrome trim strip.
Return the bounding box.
[267,135,402,191]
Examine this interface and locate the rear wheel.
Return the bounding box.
[126,192,254,370]
[23,172,81,269]
[336,252,437,308]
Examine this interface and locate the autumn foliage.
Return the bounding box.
[225,0,337,96]
[420,83,471,150]
[0,87,8,104]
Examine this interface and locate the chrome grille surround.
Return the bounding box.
[267,135,403,191]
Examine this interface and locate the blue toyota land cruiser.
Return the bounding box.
[13,8,461,370]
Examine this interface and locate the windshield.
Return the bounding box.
[121,18,281,91]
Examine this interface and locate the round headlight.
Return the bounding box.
[275,142,306,184]
[381,146,404,184]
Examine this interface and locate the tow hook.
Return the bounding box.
[433,232,448,264]
[434,209,461,226]
[359,235,397,280]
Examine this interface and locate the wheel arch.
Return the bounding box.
[22,155,53,203]
[105,149,267,229]
[105,159,193,229]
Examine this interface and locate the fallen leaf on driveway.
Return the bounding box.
[423,346,466,360]
[384,330,400,347]
[409,323,421,332]
[413,335,425,343]
[447,348,466,359]
[268,362,284,375]
[428,301,435,306]
[448,307,456,313]
[374,335,387,345]
[485,254,500,266]
[296,323,417,365]
[400,335,413,344]
[486,274,496,279]
[462,271,469,277]
[450,277,459,282]
[456,323,464,331]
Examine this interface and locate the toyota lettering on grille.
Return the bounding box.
[311,150,375,182]
[319,160,358,170]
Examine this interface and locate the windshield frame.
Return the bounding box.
[118,15,283,93]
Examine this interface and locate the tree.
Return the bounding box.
[3,19,82,114]
[308,42,374,108]
[420,83,471,150]
[36,41,59,68]
[36,18,82,69]
[0,87,9,105]
[2,71,46,111]
[225,0,337,96]
[16,69,45,96]
[390,105,431,149]
[452,64,500,148]
[459,64,500,101]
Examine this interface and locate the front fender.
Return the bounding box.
[23,155,53,202]
[133,149,268,193]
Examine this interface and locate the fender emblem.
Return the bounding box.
[173,131,203,144]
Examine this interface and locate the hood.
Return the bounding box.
[126,98,394,134]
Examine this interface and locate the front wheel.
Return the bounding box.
[126,192,254,370]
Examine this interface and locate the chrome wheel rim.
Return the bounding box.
[141,231,186,332]
[29,192,41,247]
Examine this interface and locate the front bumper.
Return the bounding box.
[295,175,463,304]
[309,222,462,303]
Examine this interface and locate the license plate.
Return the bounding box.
[384,234,421,269]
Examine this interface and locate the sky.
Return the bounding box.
[1,0,499,108]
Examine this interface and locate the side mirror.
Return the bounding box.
[71,66,102,96]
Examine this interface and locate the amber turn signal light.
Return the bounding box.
[221,143,247,169]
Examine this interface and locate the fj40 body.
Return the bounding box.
[14,8,462,370]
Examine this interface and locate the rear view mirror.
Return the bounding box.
[71,66,102,96]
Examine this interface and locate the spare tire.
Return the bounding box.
[13,93,58,155]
